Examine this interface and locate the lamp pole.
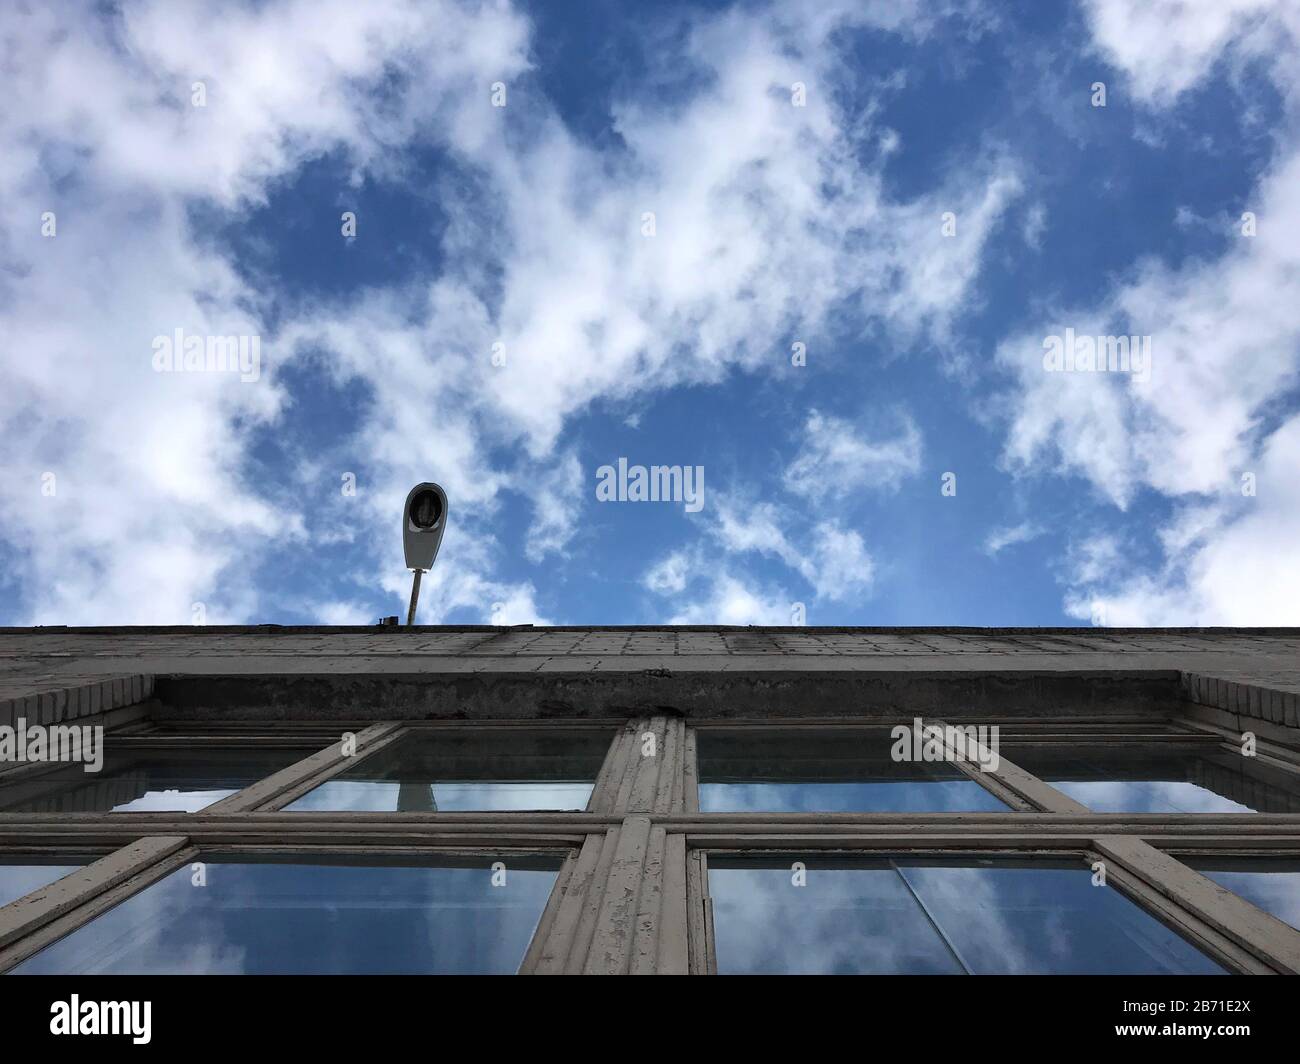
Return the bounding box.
[407,568,423,626]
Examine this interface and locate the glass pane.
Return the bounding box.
[0,747,318,813]
[10,854,563,974]
[697,729,1008,812]
[0,858,84,908]
[286,729,612,812]
[1005,745,1300,813]
[1190,858,1300,931]
[708,856,1225,974]
[709,856,964,973]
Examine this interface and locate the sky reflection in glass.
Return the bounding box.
[1192,859,1300,932]
[0,860,83,909]
[0,747,318,813]
[10,855,561,974]
[1005,746,1300,814]
[286,728,612,812]
[709,857,1225,974]
[697,729,1007,812]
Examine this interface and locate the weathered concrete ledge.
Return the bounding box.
[152,669,1186,721]
[2,626,1297,727]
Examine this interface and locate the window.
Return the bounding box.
[696,728,1008,812]
[0,857,84,908]
[1003,745,1300,813]
[10,853,564,974]
[1187,858,1300,931]
[284,728,614,812]
[0,746,320,813]
[706,855,1226,974]
[5,684,1299,976]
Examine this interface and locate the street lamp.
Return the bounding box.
[402,482,447,626]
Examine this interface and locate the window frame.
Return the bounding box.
[3,702,1300,975]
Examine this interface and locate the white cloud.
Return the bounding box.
[1064,417,1300,626]
[1000,10,1300,510]
[0,0,1020,624]
[996,0,1300,624]
[983,522,1044,556]
[0,0,532,210]
[310,600,378,626]
[1082,0,1295,106]
[643,552,690,595]
[1021,203,1047,250]
[805,524,877,600]
[664,572,798,626]
[784,410,923,501]
[995,167,1300,509]
[0,0,533,624]
[431,4,1020,454]
[712,497,875,599]
[485,583,552,627]
[647,494,875,606]
[522,452,585,562]
[267,1,1008,621]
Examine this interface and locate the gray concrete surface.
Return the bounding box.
[1,626,1298,725]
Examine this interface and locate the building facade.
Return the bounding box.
[1,625,1299,974]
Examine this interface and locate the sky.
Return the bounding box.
[1,0,1298,628]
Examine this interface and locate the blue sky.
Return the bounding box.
[2,0,1299,627]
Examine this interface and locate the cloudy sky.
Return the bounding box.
[2,0,1298,627]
